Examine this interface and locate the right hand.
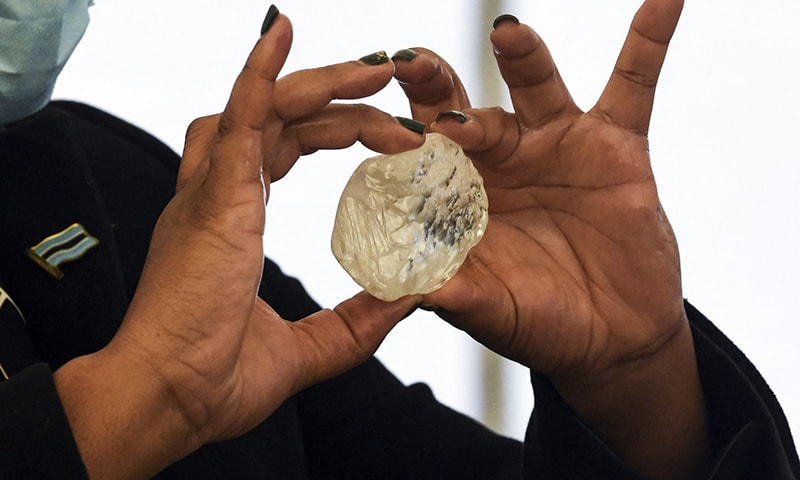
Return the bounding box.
[55,12,423,480]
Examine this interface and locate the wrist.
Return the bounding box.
[54,345,201,480]
[550,318,712,480]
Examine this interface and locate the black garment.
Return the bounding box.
[0,101,797,478]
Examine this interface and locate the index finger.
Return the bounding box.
[393,48,471,125]
[222,14,292,134]
[594,0,684,134]
[209,13,293,187]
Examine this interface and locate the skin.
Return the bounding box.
[53,1,710,479]
[54,14,424,480]
[395,0,712,478]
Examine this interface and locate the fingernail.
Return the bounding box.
[260,4,279,35]
[419,303,440,312]
[492,14,519,29]
[395,116,426,135]
[358,51,389,65]
[435,110,468,124]
[391,48,418,62]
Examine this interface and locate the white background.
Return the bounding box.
[54,0,800,443]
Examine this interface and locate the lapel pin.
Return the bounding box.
[26,223,99,280]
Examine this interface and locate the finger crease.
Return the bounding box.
[631,25,671,48]
[507,66,557,90]
[612,67,658,88]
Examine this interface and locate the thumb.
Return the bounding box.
[288,292,421,392]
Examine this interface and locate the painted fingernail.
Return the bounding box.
[492,14,519,29]
[395,116,426,135]
[359,51,389,66]
[260,4,279,35]
[435,110,468,124]
[391,48,418,62]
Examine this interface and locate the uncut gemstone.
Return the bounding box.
[331,133,488,301]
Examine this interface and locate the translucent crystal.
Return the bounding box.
[331,133,488,301]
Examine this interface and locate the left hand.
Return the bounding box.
[395,6,685,377]
[393,2,711,478]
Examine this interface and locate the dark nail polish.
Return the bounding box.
[260,5,279,35]
[391,48,418,62]
[395,117,426,135]
[492,14,519,29]
[435,110,468,124]
[358,51,389,65]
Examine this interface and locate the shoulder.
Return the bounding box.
[50,100,180,172]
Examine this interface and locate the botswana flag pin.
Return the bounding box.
[26,223,99,280]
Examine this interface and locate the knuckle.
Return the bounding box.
[185,115,218,141]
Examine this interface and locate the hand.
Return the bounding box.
[395,1,711,478]
[54,12,422,480]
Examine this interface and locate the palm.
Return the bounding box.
[455,114,681,374]
[398,0,686,377]
[116,15,424,449]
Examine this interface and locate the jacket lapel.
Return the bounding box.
[0,106,128,370]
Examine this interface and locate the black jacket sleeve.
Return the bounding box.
[522,301,800,479]
[688,301,799,478]
[0,364,88,479]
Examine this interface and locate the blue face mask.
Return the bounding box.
[0,0,93,125]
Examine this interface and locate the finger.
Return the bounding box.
[272,52,395,121]
[176,114,220,193]
[420,258,500,337]
[209,14,293,187]
[594,0,684,134]
[269,104,426,181]
[288,292,421,391]
[490,16,579,128]
[430,108,512,153]
[392,48,471,125]
[429,108,525,187]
